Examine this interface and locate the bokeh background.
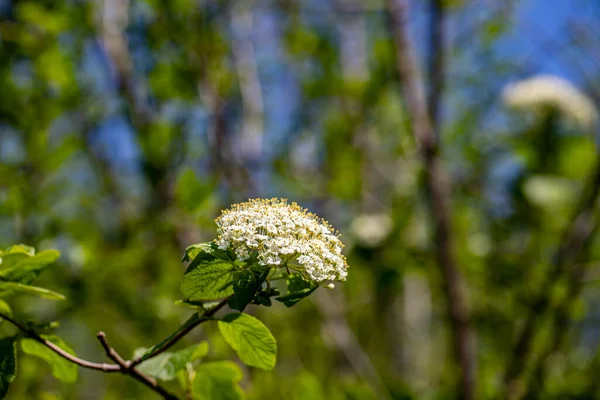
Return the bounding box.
[2,0,600,399]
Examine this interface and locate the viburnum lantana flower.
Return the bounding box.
[215,198,348,283]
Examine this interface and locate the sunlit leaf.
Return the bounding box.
[0,282,65,300]
[181,260,236,301]
[0,249,60,284]
[218,313,276,370]
[21,335,77,383]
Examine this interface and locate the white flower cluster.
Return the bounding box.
[215,198,348,283]
[503,75,599,130]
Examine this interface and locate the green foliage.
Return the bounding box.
[0,282,65,300]
[0,246,60,284]
[229,265,270,312]
[21,335,78,383]
[0,300,12,320]
[182,242,232,264]
[0,336,17,399]
[230,269,258,312]
[0,245,64,300]
[181,243,237,301]
[192,361,245,400]
[134,341,209,381]
[181,260,236,301]
[275,274,318,307]
[218,313,277,371]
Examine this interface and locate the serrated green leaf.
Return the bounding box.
[0,249,60,284]
[138,313,205,362]
[21,335,77,383]
[231,269,257,312]
[218,313,276,370]
[135,342,209,381]
[275,275,317,307]
[181,259,236,301]
[192,361,245,400]
[0,336,17,399]
[0,282,65,300]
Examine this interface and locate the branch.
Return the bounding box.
[97,332,178,400]
[385,1,476,399]
[0,312,119,372]
[130,298,229,367]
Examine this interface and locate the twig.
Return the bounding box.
[0,299,230,399]
[385,1,475,399]
[0,312,120,372]
[97,332,178,400]
[130,298,229,367]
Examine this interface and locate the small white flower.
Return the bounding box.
[215,198,348,283]
[503,75,599,130]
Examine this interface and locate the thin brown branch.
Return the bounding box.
[385,1,475,399]
[0,312,120,372]
[130,298,229,368]
[96,332,178,400]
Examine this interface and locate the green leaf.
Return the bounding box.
[0,336,17,399]
[135,342,209,381]
[250,264,270,285]
[218,313,277,370]
[21,335,78,383]
[275,275,317,307]
[0,249,60,284]
[0,300,12,319]
[182,242,231,263]
[137,313,206,362]
[230,269,258,312]
[252,288,280,307]
[0,282,65,300]
[0,245,35,257]
[181,259,236,301]
[192,361,245,400]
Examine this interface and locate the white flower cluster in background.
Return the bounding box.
[215,198,348,283]
[351,213,393,248]
[503,74,599,130]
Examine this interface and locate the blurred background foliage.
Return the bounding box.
[1,0,600,399]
